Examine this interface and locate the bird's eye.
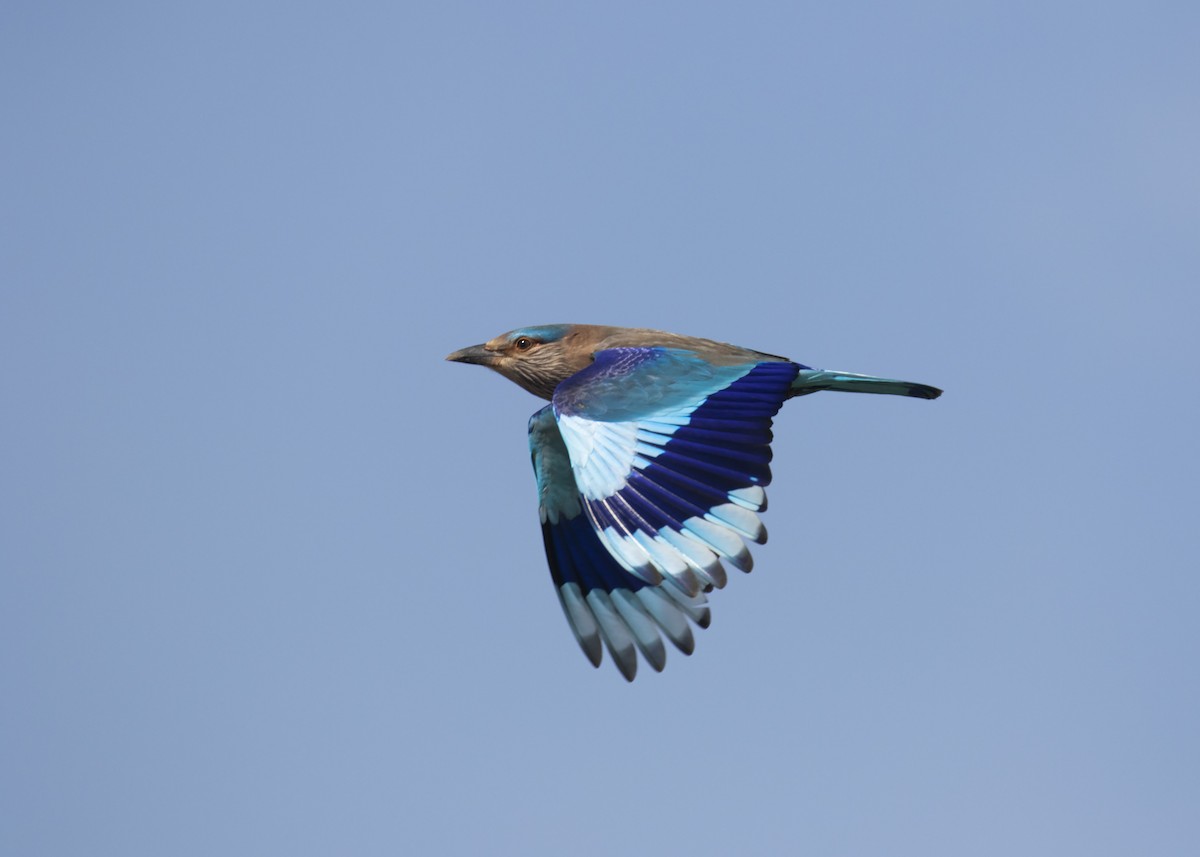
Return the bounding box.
[514,337,534,350]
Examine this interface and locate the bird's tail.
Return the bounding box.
[790,369,942,400]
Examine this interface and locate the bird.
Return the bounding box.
[446,324,941,681]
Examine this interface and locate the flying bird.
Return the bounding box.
[446,324,941,681]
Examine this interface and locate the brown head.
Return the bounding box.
[445,324,605,400]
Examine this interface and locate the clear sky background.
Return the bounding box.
[2,3,1197,855]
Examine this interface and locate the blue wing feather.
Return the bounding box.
[552,350,799,592]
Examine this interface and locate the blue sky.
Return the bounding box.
[2,3,1197,855]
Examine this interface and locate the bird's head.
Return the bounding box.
[446,324,591,400]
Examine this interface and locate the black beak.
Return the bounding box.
[445,343,497,366]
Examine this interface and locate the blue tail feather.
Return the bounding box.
[790,370,942,400]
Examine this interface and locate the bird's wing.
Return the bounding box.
[529,406,710,681]
[551,347,800,598]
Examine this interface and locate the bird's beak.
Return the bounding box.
[445,343,498,366]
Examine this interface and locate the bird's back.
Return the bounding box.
[581,325,791,366]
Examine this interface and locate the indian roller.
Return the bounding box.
[446,324,941,681]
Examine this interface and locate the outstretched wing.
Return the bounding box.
[529,406,710,681]
[552,347,800,598]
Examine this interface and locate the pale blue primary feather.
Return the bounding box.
[529,405,709,681]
